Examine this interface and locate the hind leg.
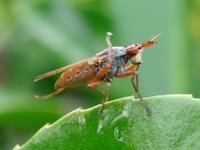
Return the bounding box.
[35,87,65,100]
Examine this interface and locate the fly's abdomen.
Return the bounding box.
[55,59,99,89]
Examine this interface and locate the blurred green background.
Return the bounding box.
[0,0,199,149]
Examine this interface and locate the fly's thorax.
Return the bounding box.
[96,47,126,58]
[112,47,126,58]
[95,47,129,81]
[130,48,143,65]
[106,53,128,80]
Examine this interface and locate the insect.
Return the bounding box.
[34,32,159,114]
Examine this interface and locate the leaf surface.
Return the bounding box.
[14,94,200,150]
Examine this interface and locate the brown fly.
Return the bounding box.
[34,32,159,114]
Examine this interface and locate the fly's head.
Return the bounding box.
[125,44,142,65]
[130,47,144,65]
[126,34,160,65]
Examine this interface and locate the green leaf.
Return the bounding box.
[13,95,200,150]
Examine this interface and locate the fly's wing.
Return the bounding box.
[34,57,98,82]
[34,65,72,82]
[96,48,108,56]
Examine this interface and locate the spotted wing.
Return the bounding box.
[34,57,103,82]
[34,65,73,82]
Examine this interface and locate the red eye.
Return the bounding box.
[126,44,139,56]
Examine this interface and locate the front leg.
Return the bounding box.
[131,66,151,116]
[116,64,151,116]
[115,64,137,78]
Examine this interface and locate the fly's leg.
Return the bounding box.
[35,87,65,100]
[87,80,111,113]
[93,62,113,110]
[95,32,113,79]
[115,64,136,78]
[88,32,113,113]
[115,64,151,115]
[100,82,111,113]
[87,80,105,98]
[104,82,111,110]
[106,32,113,65]
[131,65,151,116]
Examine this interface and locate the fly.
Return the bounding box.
[34,32,159,115]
